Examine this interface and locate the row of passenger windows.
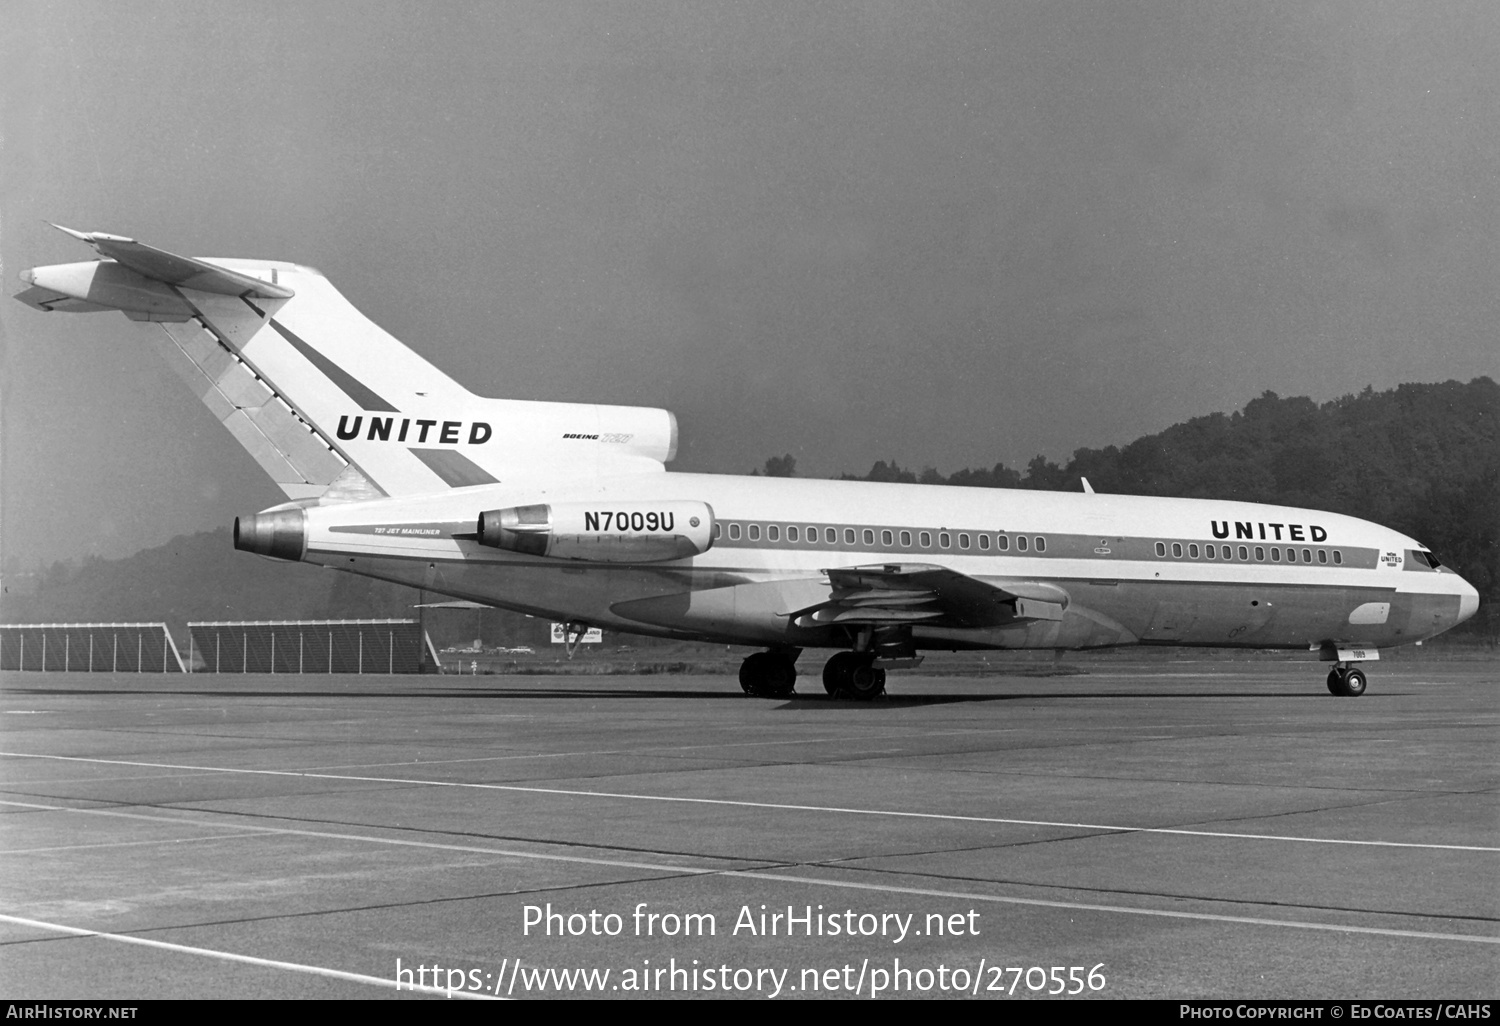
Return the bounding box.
[1156,541,1343,565]
[713,522,1047,552]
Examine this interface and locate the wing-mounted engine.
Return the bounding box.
[790,564,1069,629]
[478,500,714,563]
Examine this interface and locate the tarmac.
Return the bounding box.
[1,658,1496,1000]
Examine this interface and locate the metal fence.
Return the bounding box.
[0,623,185,672]
[185,619,437,673]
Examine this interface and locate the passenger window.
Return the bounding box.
[828,528,838,544]
[1238,545,1248,560]
[844,528,855,544]
[900,530,912,547]
[1172,542,1183,558]
[1156,541,1167,557]
[713,523,722,539]
[1205,545,1215,559]
[1318,550,1327,564]
[1333,550,1342,564]
[1035,537,1046,552]
[1255,546,1264,560]
[998,535,1010,551]
[1189,544,1199,558]
[959,533,970,549]
[979,535,990,550]
[729,523,741,540]
[749,524,760,541]
[863,529,874,546]
[919,531,931,547]
[1222,545,1232,559]
[882,530,893,546]
[1302,548,1312,563]
[1017,536,1029,552]
[807,526,817,542]
[1271,547,1280,561]
[939,532,950,548]
[770,525,781,542]
[787,526,797,541]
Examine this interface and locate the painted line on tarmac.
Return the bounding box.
[292,726,1020,772]
[4,750,1496,854]
[0,798,735,875]
[0,831,261,855]
[0,912,501,998]
[2,798,1496,947]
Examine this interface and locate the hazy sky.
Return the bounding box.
[3,1,1498,568]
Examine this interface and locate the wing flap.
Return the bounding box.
[791,563,1070,630]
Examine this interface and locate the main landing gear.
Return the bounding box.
[1326,664,1368,697]
[739,649,799,698]
[822,651,886,700]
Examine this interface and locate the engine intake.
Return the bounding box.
[477,500,714,562]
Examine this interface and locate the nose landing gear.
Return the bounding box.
[1326,665,1368,697]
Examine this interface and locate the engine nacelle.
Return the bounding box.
[234,509,307,562]
[477,500,714,562]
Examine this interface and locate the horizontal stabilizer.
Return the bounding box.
[12,283,114,314]
[47,224,294,298]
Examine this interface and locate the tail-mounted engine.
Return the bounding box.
[477,500,714,562]
[234,509,307,562]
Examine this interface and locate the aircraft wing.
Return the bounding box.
[788,563,1067,630]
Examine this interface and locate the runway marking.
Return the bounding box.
[4,750,1496,854]
[1,799,1495,946]
[291,726,1019,772]
[0,912,500,998]
[0,832,261,855]
[0,799,735,875]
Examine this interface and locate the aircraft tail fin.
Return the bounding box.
[16,227,678,502]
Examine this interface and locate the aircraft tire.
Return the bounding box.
[739,653,768,695]
[1326,669,1346,696]
[845,664,886,700]
[823,652,860,695]
[1342,667,1367,697]
[740,651,796,698]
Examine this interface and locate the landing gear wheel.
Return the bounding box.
[739,651,797,698]
[822,651,884,698]
[1326,666,1368,697]
[845,663,886,700]
[823,651,861,695]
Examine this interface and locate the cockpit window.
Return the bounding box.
[1411,550,1443,569]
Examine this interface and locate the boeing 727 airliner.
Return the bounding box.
[15,226,1480,697]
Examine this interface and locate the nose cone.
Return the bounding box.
[1457,579,1480,625]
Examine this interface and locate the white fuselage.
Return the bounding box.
[294,471,1478,654]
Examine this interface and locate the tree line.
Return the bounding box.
[762,377,1498,625]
